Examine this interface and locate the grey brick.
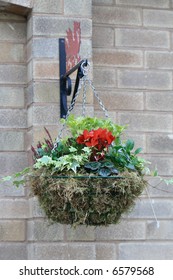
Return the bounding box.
[93,49,143,67]
[0,109,27,128]
[146,51,173,69]
[27,15,32,40]
[0,87,25,107]
[69,105,94,118]
[95,244,117,260]
[64,0,92,17]
[34,82,59,103]
[27,60,33,83]
[0,243,27,260]
[93,26,114,47]
[0,43,25,63]
[96,221,145,240]
[127,198,173,219]
[26,82,60,105]
[79,39,92,59]
[119,242,173,259]
[147,220,173,240]
[118,112,172,132]
[0,199,29,219]
[33,61,59,80]
[144,9,173,28]
[93,67,116,88]
[147,134,173,153]
[25,83,33,106]
[146,91,173,111]
[94,91,144,110]
[28,243,68,260]
[116,29,169,48]
[32,105,59,125]
[147,177,173,198]
[33,0,63,14]
[33,16,92,37]
[68,243,95,260]
[0,131,24,151]
[117,0,169,8]
[118,70,172,90]
[66,225,95,241]
[145,156,173,176]
[29,197,45,218]
[95,110,117,121]
[0,22,26,41]
[27,220,64,241]
[32,38,59,59]
[93,0,113,4]
[93,6,141,26]
[0,152,28,174]
[0,220,25,241]
[0,65,27,84]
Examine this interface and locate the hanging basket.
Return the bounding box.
[29,168,146,226]
[6,61,148,226]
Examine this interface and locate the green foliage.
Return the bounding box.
[1,116,157,190]
[34,147,91,173]
[1,167,31,188]
[62,114,126,138]
[84,161,119,177]
[106,139,147,173]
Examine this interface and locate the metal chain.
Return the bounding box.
[53,61,109,149]
[53,78,84,149]
[86,76,109,118]
[82,75,87,117]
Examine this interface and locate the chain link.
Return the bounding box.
[82,75,87,116]
[53,78,84,150]
[86,77,109,118]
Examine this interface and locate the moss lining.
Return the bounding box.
[29,168,146,226]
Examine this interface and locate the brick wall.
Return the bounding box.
[93,0,173,259]
[0,0,173,260]
[0,7,28,259]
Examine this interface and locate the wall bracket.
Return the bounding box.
[59,38,87,118]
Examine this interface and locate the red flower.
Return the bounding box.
[76,130,95,146]
[77,128,115,151]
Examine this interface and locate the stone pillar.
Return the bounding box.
[0,0,32,260]
[27,0,93,259]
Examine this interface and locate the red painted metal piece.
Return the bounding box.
[65,21,81,72]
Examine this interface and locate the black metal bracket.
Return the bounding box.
[59,38,88,118]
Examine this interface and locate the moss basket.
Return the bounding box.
[30,168,146,226]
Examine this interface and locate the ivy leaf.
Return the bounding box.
[13,180,25,188]
[82,147,91,154]
[38,155,51,164]
[70,161,80,173]
[1,176,12,182]
[69,146,77,153]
